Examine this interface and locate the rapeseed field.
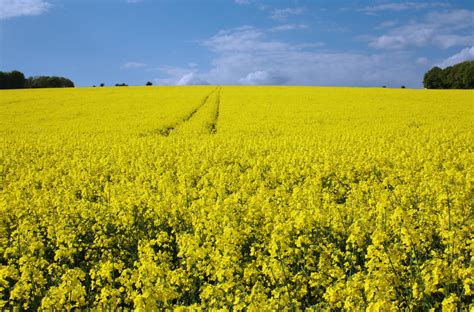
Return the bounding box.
[1,86,473,310]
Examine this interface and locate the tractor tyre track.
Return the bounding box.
[209,88,221,134]
[141,87,218,137]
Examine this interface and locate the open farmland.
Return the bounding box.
[1,86,473,310]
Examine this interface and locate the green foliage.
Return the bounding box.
[0,70,26,89]
[25,76,74,88]
[0,70,74,89]
[423,60,474,89]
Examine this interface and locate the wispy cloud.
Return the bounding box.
[121,62,146,69]
[436,46,474,68]
[415,57,429,65]
[368,9,474,50]
[377,20,399,29]
[0,0,51,20]
[361,2,449,15]
[271,7,305,20]
[271,24,308,32]
[203,26,288,53]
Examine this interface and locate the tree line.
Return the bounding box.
[0,70,74,89]
[423,60,474,89]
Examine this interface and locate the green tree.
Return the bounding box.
[423,67,444,89]
[0,70,26,89]
[0,71,10,89]
[10,71,26,88]
[423,60,474,89]
[460,61,474,88]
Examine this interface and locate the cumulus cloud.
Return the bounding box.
[436,46,474,68]
[239,70,289,85]
[368,9,474,50]
[0,0,51,20]
[157,26,427,87]
[121,62,146,69]
[271,7,305,20]
[196,26,421,87]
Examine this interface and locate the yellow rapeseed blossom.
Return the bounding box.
[0,86,473,310]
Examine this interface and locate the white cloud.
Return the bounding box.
[415,57,429,65]
[235,0,250,4]
[294,42,325,49]
[368,9,474,50]
[432,35,474,49]
[158,65,190,77]
[239,70,288,85]
[362,2,449,14]
[195,26,422,87]
[271,7,305,20]
[271,24,308,32]
[154,65,209,86]
[156,26,427,87]
[239,70,268,84]
[203,26,288,53]
[121,62,146,69]
[0,0,51,19]
[426,9,474,26]
[176,72,209,86]
[377,20,398,29]
[436,46,474,68]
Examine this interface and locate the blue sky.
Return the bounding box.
[0,0,473,87]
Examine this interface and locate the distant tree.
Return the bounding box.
[93,85,96,87]
[460,61,474,88]
[24,77,34,88]
[443,66,462,89]
[401,85,406,89]
[423,60,474,89]
[0,71,74,89]
[0,70,26,89]
[382,85,386,88]
[0,72,11,89]
[10,71,26,88]
[48,76,63,88]
[26,76,74,88]
[146,81,153,86]
[115,83,128,87]
[61,77,74,88]
[423,67,444,89]
[100,83,105,87]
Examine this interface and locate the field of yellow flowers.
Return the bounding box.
[1,86,473,310]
